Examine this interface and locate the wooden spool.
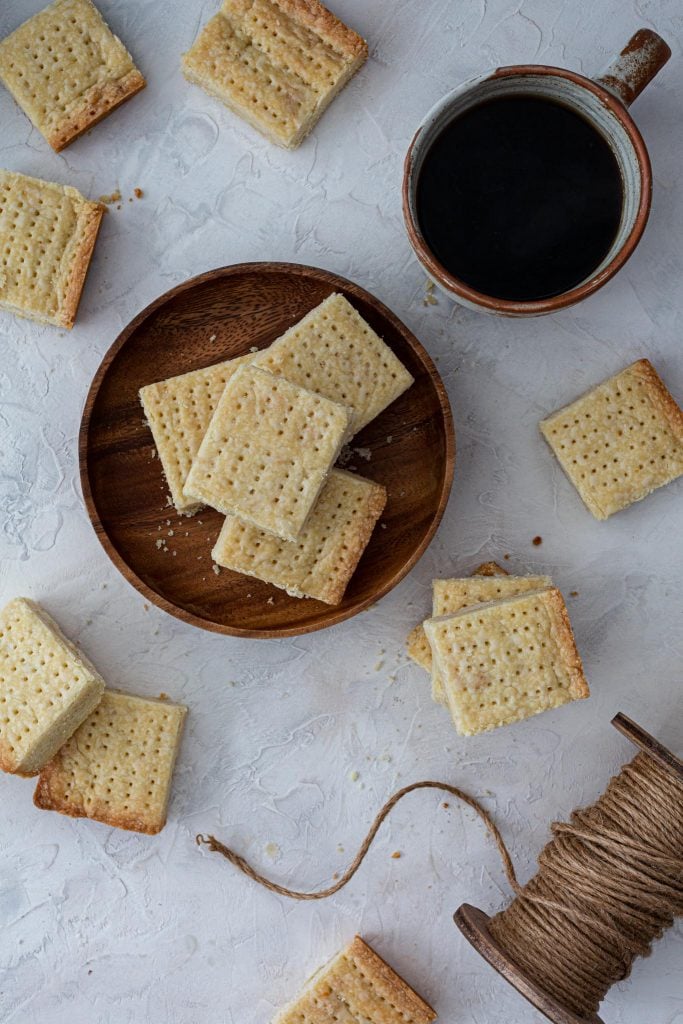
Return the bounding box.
[454,713,683,1024]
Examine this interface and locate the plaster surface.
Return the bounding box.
[0,2,681,1022]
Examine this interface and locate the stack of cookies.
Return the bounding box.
[407,562,589,736]
[0,596,186,835]
[140,293,414,605]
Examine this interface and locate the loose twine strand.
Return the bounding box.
[197,780,521,900]
[196,754,683,1018]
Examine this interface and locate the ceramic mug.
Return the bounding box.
[402,29,671,317]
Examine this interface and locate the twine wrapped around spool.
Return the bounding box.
[196,714,683,1024]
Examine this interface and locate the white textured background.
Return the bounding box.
[1,1,682,1022]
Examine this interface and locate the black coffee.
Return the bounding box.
[416,95,623,302]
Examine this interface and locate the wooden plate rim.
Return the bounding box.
[79,262,455,638]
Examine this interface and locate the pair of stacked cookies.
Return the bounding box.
[407,562,589,736]
[0,597,186,834]
[140,293,414,605]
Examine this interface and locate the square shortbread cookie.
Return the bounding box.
[406,561,508,673]
[423,587,589,736]
[139,354,253,514]
[273,935,436,1024]
[253,294,414,434]
[0,170,104,328]
[427,574,552,706]
[0,0,145,152]
[34,690,187,834]
[540,359,683,520]
[184,364,351,541]
[182,0,367,150]
[0,598,105,777]
[212,468,386,604]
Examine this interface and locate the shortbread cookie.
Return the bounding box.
[423,587,588,736]
[140,354,252,514]
[427,574,551,706]
[184,364,351,540]
[0,0,145,151]
[406,561,509,673]
[0,598,105,777]
[540,358,683,520]
[182,0,367,149]
[34,690,187,834]
[0,170,104,328]
[212,468,385,603]
[273,935,436,1024]
[254,294,414,433]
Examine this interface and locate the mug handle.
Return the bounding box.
[595,29,671,107]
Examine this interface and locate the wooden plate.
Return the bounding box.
[79,263,454,637]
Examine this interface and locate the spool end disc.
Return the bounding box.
[453,904,605,1024]
[612,713,683,782]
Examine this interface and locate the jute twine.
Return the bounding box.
[197,753,683,1017]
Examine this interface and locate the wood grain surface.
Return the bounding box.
[79,263,454,637]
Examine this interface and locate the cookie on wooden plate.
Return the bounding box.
[139,354,253,515]
[424,587,588,736]
[273,935,435,1024]
[0,170,104,328]
[184,364,351,540]
[212,468,386,603]
[253,293,414,433]
[540,358,683,520]
[0,0,145,151]
[0,598,105,777]
[34,690,187,834]
[182,0,367,149]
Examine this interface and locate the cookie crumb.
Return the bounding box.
[133,187,144,199]
[212,564,221,575]
[99,190,121,204]
[353,446,372,461]
[570,590,579,597]
[391,851,401,859]
[442,802,449,808]
[532,536,542,546]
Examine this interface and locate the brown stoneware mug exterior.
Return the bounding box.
[403,30,671,317]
